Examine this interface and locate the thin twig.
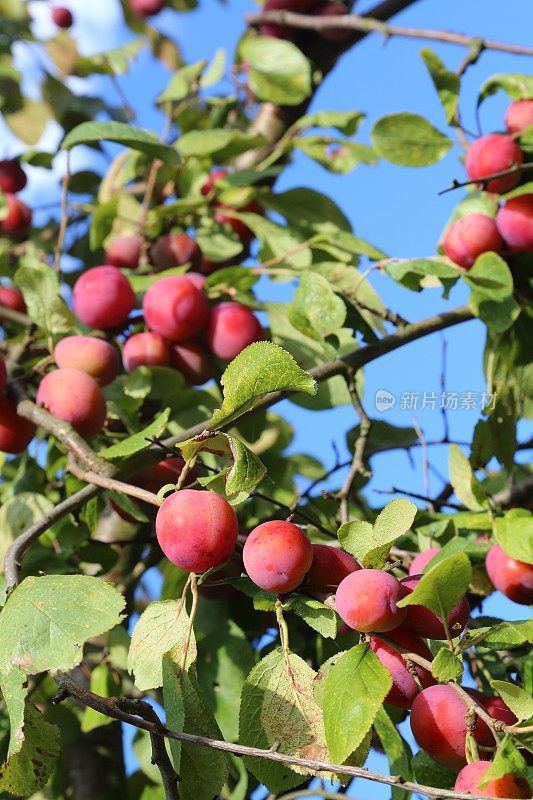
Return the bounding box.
[337,370,371,524]
[0,305,33,327]
[374,486,464,510]
[55,150,71,274]
[439,162,533,195]
[52,673,511,800]
[245,10,533,57]
[68,461,161,507]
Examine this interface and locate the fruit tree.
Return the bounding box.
[0,1,532,799]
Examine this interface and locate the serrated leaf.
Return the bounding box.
[470,620,533,650]
[0,575,125,674]
[177,129,267,161]
[284,595,337,638]
[179,669,229,800]
[397,552,472,624]
[75,39,144,76]
[420,48,460,124]
[494,513,533,564]
[383,257,460,295]
[323,643,392,764]
[239,648,329,793]
[466,253,519,333]
[225,435,267,496]
[209,342,316,429]
[157,60,206,103]
[431,649,463,681]
[240,36,312,106]
[62,121,181,165]
[290,272,347,341]
[128,600,194,691]
[196,620,255,741]
[371,113,452,166]
[0,704,59,795]
[449,444,488,511]
[490,680,533,721]
[296,110,365,136]
[338,499,416,568]
[15,261,75,335]
[373,707,412,800]
[162,654,185,774]
[478,73,533,105]
[295,136,376,174]
[99,407,170,459]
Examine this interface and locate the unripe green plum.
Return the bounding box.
[36,368,107,438]
[335,569,407,633]
[206,302,263,361]
[105,234,143,270]
[369,627,435,708]
[303,544,360,593]
[54,336,119,386]
[150,233,202,271]
[496,195,533,252]
[0,394,35,453]
[122,332,170,372]
[0,159,27,193]
[143,276,209,342]
[0,287,26,313]
[442,214,503,269]
[400,574,469,639]
[505,99,533,135]
[408,547,441,575]
[486,544,533,605]
[155,489,238,573]
[73,266,135,329]
[410,685,497,770]
[0,194,32,236]
[455,761,531,797]
[170,339,214,385]
[243,520,313,593]
[465,134,523,194]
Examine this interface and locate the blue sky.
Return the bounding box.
[7,0,533,794]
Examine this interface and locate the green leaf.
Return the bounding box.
[209,342,317,429]
[323,643,392,764]
[371,113,452,166]
[128,600,195,691]
[449,444,488,511]
[240,36,312,106]
[179,669,230,800]
[75,39,144,76]
[196,620,255,741]
[478,73,533,105]
[465,253,519,333]
[157,60,206,103]
[383,257,460,295]
[162,654,185,774]
[99,407,170,459]
[284,595,337,638]
[397,552,472,624]
[431,649,463,681]
[373,707,412,800]
[62,121,181,166]
[494,512,533,565]
[266,188,351,232]
[14,260,75,335]
[296,110,365,135]
[0,704,59,795]
[0,493,53,572]
[177,129,267,161]
[289,272,347,341]
[239,649,329,793]
[295,136,377,174]
[469,620,533,650]
[338,499,416,569]
[420,48,460,124]
[490,680,533,721]
[0,575,125,673]
[224,435,267,496]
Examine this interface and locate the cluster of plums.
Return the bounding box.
[0,165,264,455]
[0,159,32,238]
[442,98,533,269]
[154,488,532,789]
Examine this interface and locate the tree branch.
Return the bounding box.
[53,673,509,800]
[68,460,161,508]
[439,162,533,195]
[0,305,33,327]
[245,10,533,57]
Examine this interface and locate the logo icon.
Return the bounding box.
[375,389,396,412]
